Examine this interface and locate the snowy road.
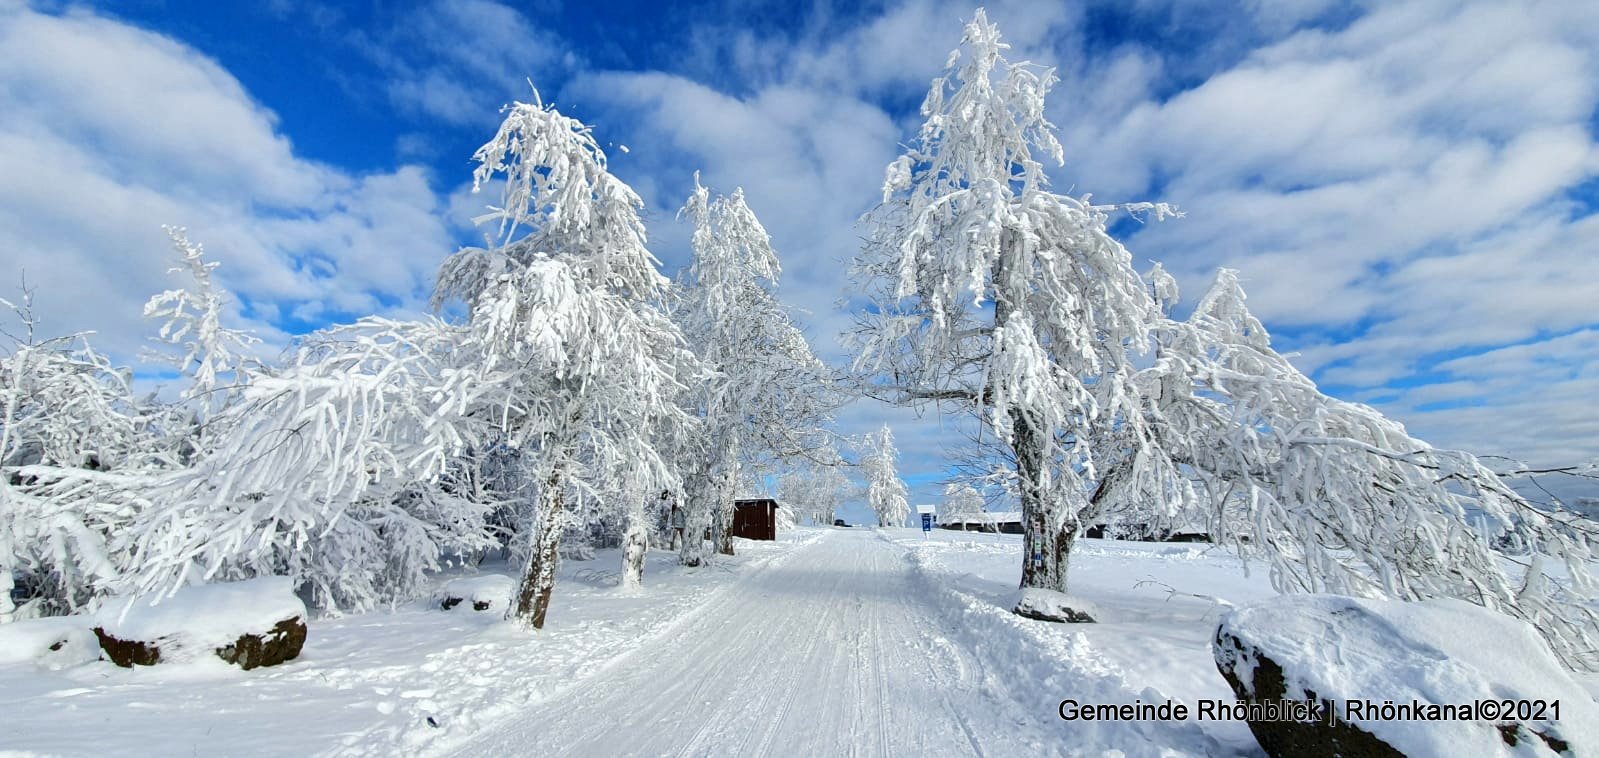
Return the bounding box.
[446,528,1051,757]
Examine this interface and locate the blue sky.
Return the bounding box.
[3,0,1598,518]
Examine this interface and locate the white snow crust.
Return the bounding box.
[98,576,306,649]
[1220,594,1599,756]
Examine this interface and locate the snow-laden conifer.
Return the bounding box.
[862,425,910,528]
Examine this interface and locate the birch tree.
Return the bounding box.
[853,10,1171,619]
[672,174,835,562]
[433,92,691,625]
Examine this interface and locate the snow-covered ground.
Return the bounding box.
[4,526,1596,756]
[891,528,1279,754]
[0,532,816,756]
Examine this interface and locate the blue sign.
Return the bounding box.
[921,513,934,532]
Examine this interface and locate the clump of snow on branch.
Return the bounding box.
[142,227,261,410]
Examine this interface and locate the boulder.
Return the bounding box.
[92,626,162,667]
[1213,594,1597,757]
[94,577,308,669]
[214,616,308,670]
[1012,588,1096,623]
[435,574,514,613]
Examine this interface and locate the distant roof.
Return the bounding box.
[943,511,1021,524]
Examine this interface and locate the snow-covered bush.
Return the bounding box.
[1,285,162,618]
[127,317,499,613]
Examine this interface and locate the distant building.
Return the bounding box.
[1085,521,1212,543]
[939,511,1022,534]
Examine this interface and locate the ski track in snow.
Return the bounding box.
[443,528,1061,757]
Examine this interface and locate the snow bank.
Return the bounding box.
[0,615,100,668]
[435,574,514,612]
[1216,594,1599,757]
[98,576,306,652]
[897,533,1224,755]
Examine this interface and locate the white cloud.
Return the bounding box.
[1040,0,1599,468]
[4,0,1594,504]
[350,0,578,127]
[0,4,452,356]
[563,0,1599,486]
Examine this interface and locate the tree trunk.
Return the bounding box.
[621,515,647,589]
[679,468,712,567]
[511,469,566,629]
[1015,410,1075,592]
[668,499,683,552]
[715,466,736,556]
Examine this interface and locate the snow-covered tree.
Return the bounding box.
[852,10,1171,617]
[778,454,851,525]
[939,482,984,524]
[862,425,910,528]
[434,92,692,625]
[1118,268,1599,669]
[125,316,499,612]
[0,286,158,618]
[672,174,835,562]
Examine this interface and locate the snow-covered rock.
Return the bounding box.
[94,577,308,670]
[435,574,514,613]
[0,615,101,668]
[1214,594,1598,757]
[1012,587,1097,623]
